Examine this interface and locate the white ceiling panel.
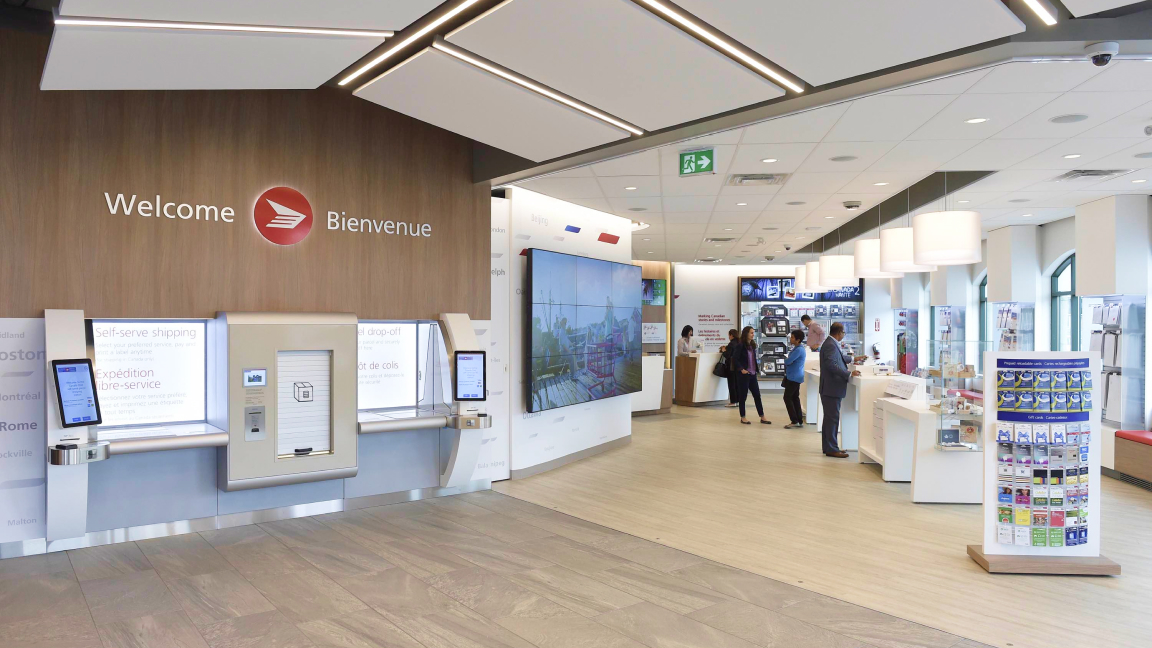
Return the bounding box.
[779,172,858,195]
[961,169,1062,194]
[1060,0,1146,17]
[1075,60,1152,93]
[672,0,1024,87]
[797,141,898,172]
[41,26,385,90]
[706,223,752,234]
[939,138,1064,170]
[1077,168,1152,191]
[839,171,928,194]
[993,92,1152,140]
[665,225,709,235]
[816,194,883,212]
[1064,100,1152,139]
[591,150,661,177]
[662,213,711,224]
[719,184,783,198]
[518,176,605,199]
[1086,141,1152,169]
[447,0,783,131]
[885,69,991,96]
[608,196,663,213]
[1011,137,1149,170]
[664,196,719,213]
[967,61,1104,94]
[597,176,662,198]
[59,0,440,29]
[728,143,820,174]
[741,104,850,144]
[709,212,765,223]
[354,49,629,163]
[824,94,956,142]
[867,140,979,171]
[767,194,832,210]
[662,174,726,197]
[564,197,613,213]
[907,93,1060,140]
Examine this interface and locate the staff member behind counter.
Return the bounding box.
[677,325,701,356]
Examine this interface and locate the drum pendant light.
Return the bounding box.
[911,174,981,266]
[855,209,903,278]
[819,230,856,288]
[805,260,828,293]
[880,189,936,274]
[794,264,807,292]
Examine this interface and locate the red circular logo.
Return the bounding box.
[254,187,313,246]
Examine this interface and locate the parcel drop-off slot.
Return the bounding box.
[276,350,332,456]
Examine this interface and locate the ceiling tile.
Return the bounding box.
[839,170,929,193]
[661,174,726,197]
[867,140,979,172]
[939,138,1064,170]
[966,61,1105,94]
[1011,137,1149,170]
[563,197,613,213]
[740,104,851,144]
[976,191,1070,209]
[517,175,605,199]
[815,194,883,212]
[992,92,1152,140]
[712,195,774,212]
[1082,140,1152,169]
[1075,101,1152,139]
[665,225,708,235]
[672,0,1023,87]
[591,149,661,176]
[1060,0,1146,17]
[961,169,1062,193]
[797,141,898,172]
[706,223,752,235]
[767,193,832,210]
[824,94,956,142]
[447,0,782,131]
[597,175,662,198]
[1081,168,1152,191]
[661,213,712,224]
[354,49,628,163]
[779,172,858,195]
[907,93,1060,140]
[709,211,765,223]
[719,184,784,197]
[663,195,719,213]
[1075,60,1152,92]
[608,196,663,213]
[885,69,991,95]
[728,143,820,174]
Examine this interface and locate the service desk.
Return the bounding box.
[839,374,897,453]
[873,397,981,503]
[674,353,728,406]
[804,367,826,428]
[633,355,673,415]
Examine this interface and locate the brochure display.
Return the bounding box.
[970,351,1119,575]
[895,308,919,375]
[990,302,1034,352]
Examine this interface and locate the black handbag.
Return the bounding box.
[712,358,729,378]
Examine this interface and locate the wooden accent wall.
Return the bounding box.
[0,29,490,321]
[633,260,671,364]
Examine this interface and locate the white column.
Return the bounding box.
[1074,195,1151,297]
[986,225,1040,303]
[863,278,893,362]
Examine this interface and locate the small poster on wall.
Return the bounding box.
[642,322,667,344]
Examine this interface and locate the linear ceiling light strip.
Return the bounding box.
[1020,0,1058,26]
[633,0,804,93]
[429,39,645,136]
[339,0,484,86]
[54,14,393,38]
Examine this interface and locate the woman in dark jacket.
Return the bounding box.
[732,326,771,425]
[720,329,739,407]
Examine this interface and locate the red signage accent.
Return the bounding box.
[597,233,620,244]
[519,248,528,256]
[253,187,313,246]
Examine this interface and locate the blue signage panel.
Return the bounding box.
[740,278,863,303]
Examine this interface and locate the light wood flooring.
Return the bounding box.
[495,402,1152,648]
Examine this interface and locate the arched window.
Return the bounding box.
[978,275,988,372]
[1051,255,1078,351]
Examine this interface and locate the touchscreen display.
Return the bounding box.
[454,352,486,401]
[53,360,102,427]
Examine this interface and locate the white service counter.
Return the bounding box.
[872,396,982,503]
[632,355,672,414]
[674,353,728,405]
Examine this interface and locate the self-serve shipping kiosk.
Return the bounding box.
[211,312,359,491]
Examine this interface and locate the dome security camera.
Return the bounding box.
[843,200,862,211]
[1086,42,1119,67]
[784,245,792,251]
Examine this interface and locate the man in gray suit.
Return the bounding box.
[819,322,860,458]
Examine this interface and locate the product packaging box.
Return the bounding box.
[998,370,1015,389]
[997,442,1014,462]
[1049,528,1065,547]
[999,390,1018,411]
[1065,527,1078,546]
[1050,509,1065,527]
[1052,424,1067,445]
[1081,391,1093,411]
[1031,509,1049,527]
[996,422,1013,442]
[1068,371,1082,390]
[1016,370,1034,390]
[1035,371,1052,391]
[1034,392,1052,412]
[998,483,1013,503]
[1015,424,1033,444]
[1034,424,1050,444]
[1032,468,1048,486]
[1050,485,1064,506]
[1068,392,1082,412]
[1017,391,1035,411]
[1052,371,1068,391]
[1033,445,1049,465]
[1033,484,1048,506]
[1031,528,1048,546]
[998,506,1013,523]
[1081,372,1093,390]
[1053,392,1068,412]
[1014,506,1031,525]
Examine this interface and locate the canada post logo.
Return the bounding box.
[254,187,313,246]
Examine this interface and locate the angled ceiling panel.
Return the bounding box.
[355,49,630,163]
[40,26,386,90]
[671,0,1025,87]
[1059,0,1146,17]
[59,0,442,30]
[447,0,783,131]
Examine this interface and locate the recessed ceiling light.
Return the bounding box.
[1135,152,1152,159]
[1063,154,1081,159]
[824,216,836,219]
[958,200,970,204]
[1049,114,1089,124]
[873,182,890,186]
[1021,0,1058,25]
[723,228,733,231]
[965,118,989,124]
[625,186,638,191]
[761,158,778,163]
[1009,199,1030,203]
[629,207,648,212]
[428,40,644,136]
[805,227,820,231]
[643,238,651,241]
[715,244,722,247]
[786,201,806,206]
[736,202,748,206]
[829,155,858,163]
[647,251,654,254]
[633,0,804,93]
[1021,213,1034,218]
[762,227,778,231]
[53,15,395,38]
[775,250,782,253]
[795,236,805,239]
[340,0,483,86]
[1133,179,1148,184]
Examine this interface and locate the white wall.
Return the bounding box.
[497,189,635,476]
[471,198,511,482]
[863,278,894,362]
[673,264,798,352]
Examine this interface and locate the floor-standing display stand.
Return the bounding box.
[969,351,1120,575]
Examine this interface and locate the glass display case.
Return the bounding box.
[923,339,995,452]
[895,308,919,375]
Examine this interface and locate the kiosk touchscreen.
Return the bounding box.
[453,351,486,401]
[52,359,102,428]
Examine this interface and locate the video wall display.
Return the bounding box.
[91,321,207,426]
[642,278,666,306]
[740,278,863,302]
[527,249,642,413]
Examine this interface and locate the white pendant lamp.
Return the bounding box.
[804,261,828,293]
[911,174,981,266]
[880,188,935,274]
[819,254,856,287]
[794,265,807,292]
[854,238,902,278]
[912,210,981,266]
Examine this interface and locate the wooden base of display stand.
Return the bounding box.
[967,545,1121,575]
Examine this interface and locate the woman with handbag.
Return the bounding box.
[719,329,739,407]
[732,326,771,425]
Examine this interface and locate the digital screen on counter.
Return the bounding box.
[52,359,103,428]
[454,351,486,401]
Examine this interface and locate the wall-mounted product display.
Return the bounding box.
[981,353,1107,565]
[991,302,1035,352]
[739,278,864,380]
[895,309,919,376]
[1084,296,1146,431]
[526,249,642,413]
[641,278,666,306]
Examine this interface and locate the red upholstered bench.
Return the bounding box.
[1115,430,1152,483]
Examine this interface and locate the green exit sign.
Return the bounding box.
[679,149,714,176]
